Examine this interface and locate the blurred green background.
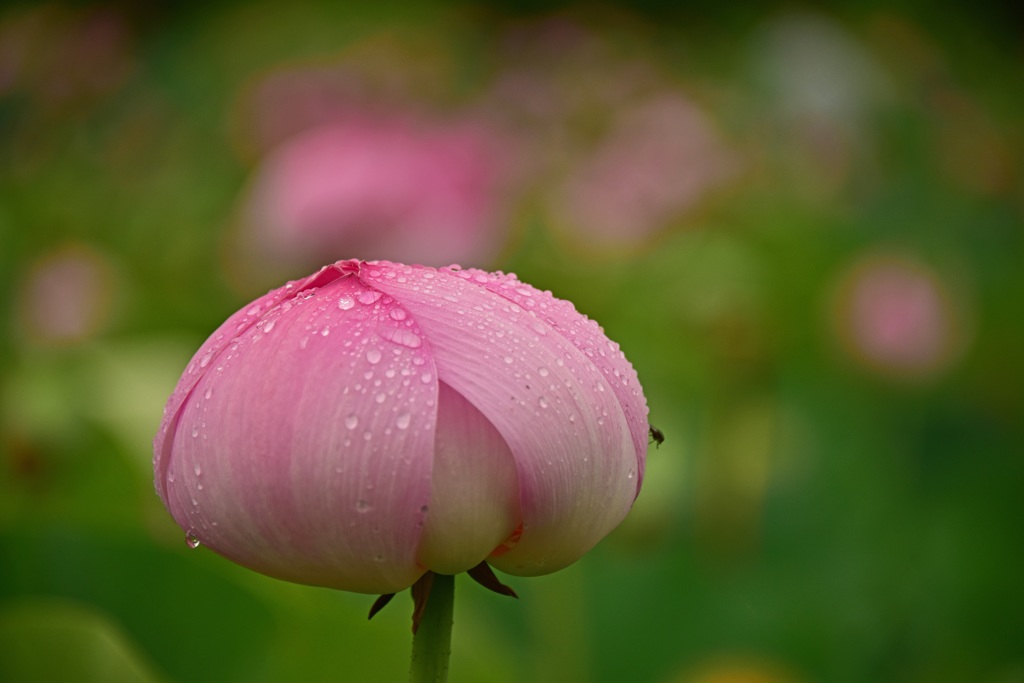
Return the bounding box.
[1,1,1022,681]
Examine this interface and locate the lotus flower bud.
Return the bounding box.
[154,260,648,594]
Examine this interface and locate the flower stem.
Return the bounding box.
[409,572,454,683]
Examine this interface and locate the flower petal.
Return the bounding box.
[417,381,520,574]
[153,263,359,502]
[364,261,644,575]
[462,266,650,491]
[159,264,436,594]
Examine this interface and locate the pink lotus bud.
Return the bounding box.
[154,260,648,594]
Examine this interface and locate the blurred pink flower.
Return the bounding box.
[831,252,966,378]
[479,17,738,247]
[154,259,648,594]
[17,244,116,345]
[236,117,517,275]
[547,93,738,245]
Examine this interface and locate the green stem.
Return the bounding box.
[409,573,454,683]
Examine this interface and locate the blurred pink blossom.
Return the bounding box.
[236,116,518,276]
[479,17,738,247]
[831,252,966,378]
[154,259,649,594]
[546,93,738,246]
[17,244,116,345]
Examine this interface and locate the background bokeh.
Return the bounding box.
[1,2,1022,681]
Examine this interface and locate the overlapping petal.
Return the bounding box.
[156,264,437,593]
[416,382,520,574]
[458,265,649,490]
[362,261,647,575]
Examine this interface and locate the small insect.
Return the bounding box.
[648,424,664,448]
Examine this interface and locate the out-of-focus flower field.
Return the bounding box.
[1,2,1021,681]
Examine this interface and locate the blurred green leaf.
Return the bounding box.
[0,598,164,683]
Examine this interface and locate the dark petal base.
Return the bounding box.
[466,561,518,598]
[367,592,396,620]
[366,561,517,633]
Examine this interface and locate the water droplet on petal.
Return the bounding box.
[394,329,421,348]
[358,290,383,305]
[337,296,355,311]
[378,326,422,348]
[389,308,407,321]
[345,414,359,430]
[396,411,411,430]
[356,500,372,513]
[366,348,383,364]
[263,320,275,333]
[185,531,201,549]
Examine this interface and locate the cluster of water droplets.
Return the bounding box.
[170,264,432,557]
[168,285,303,545]
[319,269,439,568]
[362,265,625,459]
[459,265,646,451]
